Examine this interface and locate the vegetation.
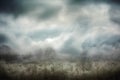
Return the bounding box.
[0,61,120,80]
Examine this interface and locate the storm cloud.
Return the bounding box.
[0,0,120,62]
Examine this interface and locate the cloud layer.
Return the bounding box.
[0,0,120,61]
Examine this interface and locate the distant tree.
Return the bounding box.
[79,51,92,71]
[0,45,19,63]
[44,47,56,61]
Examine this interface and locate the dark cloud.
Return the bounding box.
[66,0,120,6]
[0,0,23,16]
[66,0,109,5]
[0,20,7,26]
[0,34,8,44]
[0,33,16,48]
[82,35,120,50]
[103,35,120,48]
[109,5,120,25]
[0,0,61,20]
[38,7,60,20]
[110,0,120,4]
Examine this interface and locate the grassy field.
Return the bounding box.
[0,61,120,80]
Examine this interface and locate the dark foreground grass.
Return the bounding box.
[0,62,120,80]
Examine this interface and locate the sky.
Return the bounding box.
[0,0,120,61]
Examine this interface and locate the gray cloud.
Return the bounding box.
[0,34,7,44]
[0,0,23,16]
[37,7,61,20]
[110,0,120,4]
[60,38,80,56]
[67,0,106,5]
[0,20,7,27]
[0,0,61,21]
[67,0,120,5]
[82,35,120,50]
[0,0,120,62]
[109,5,120,25]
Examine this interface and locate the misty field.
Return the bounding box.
[0,61,120,80]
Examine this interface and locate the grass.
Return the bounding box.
[0,61,120,80]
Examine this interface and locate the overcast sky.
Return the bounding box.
[0,0,120,58]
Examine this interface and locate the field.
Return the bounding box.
[0,61,120,80]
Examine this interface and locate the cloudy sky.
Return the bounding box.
[0,0,120,59]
